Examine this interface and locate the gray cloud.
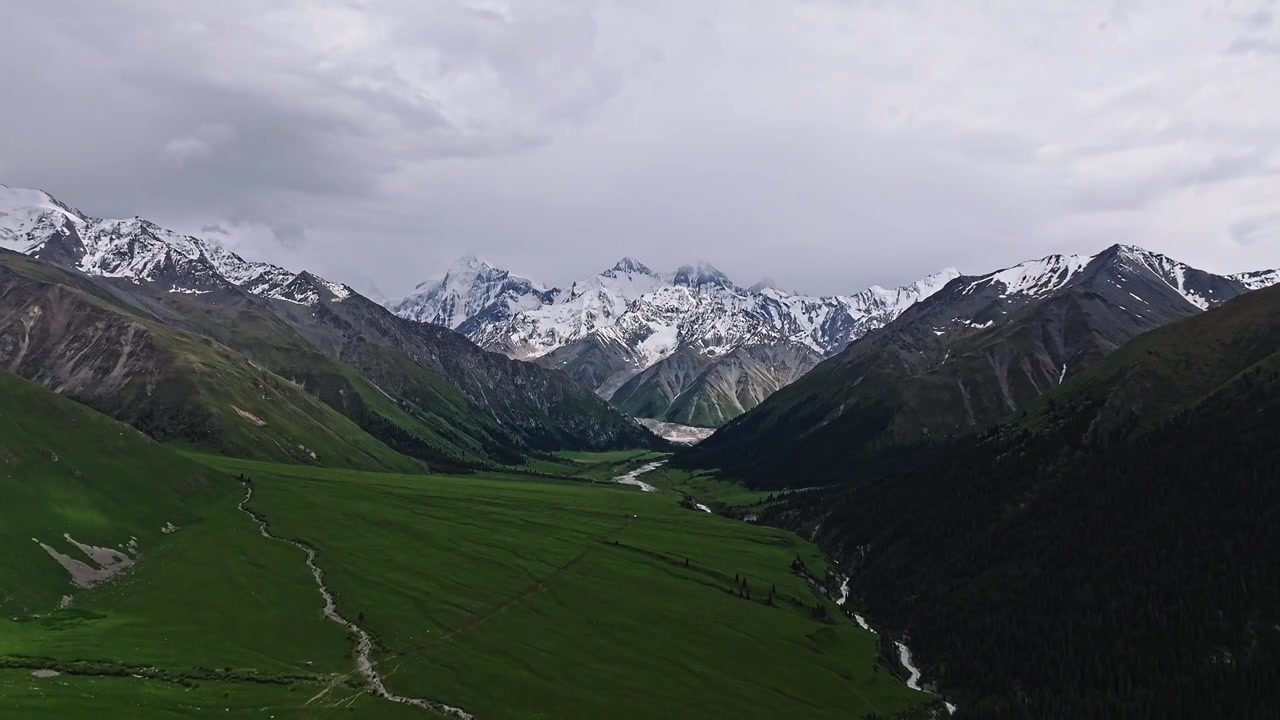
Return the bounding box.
[1227,35,1280,55]
[1230,213,1280,247]
[1,0,1278,296]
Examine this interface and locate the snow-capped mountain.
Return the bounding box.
[391,256,960,426]
[391,254,559,333]
[0,184,351,305]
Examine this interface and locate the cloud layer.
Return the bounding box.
[1,0,1277,295]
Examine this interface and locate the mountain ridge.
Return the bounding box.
[391,254,962,425]
[0,185,661,468]
[680,242,1279,485]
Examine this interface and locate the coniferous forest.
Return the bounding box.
[756,285,1280,718]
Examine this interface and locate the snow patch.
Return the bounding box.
[967,253,1091,298]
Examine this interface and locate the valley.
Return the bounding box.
[6,4,1280,715]
[3,183,1278,718]
[2,395,933,718]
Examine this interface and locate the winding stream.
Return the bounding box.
[612,461,666,492]
[834,574,956,715]
[238,483,473,719]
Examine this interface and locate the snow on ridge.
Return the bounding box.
[968,252,1092,298]
[1231,268,1280,291]
[322,279,352,300]
[0,185,86,227]
[1113,245,1211,310]
[0,186,355,305]
[400,256,964,371]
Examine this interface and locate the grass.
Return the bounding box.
[0,371,229,614]
[0,669,425,719]
[638,465,777,509]
[3,368,928,718]
[194,454,930,719]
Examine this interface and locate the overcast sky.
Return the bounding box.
[2,0,1278,297]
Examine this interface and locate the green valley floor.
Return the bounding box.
[3,450,931,718]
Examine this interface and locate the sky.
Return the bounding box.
[1,0,1278,297]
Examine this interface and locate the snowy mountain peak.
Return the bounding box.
[1096,244,1221,310]
[0,185,89,253]
[672,261,733,289]
[604,257,654,276]
[392,255,557,330]
[0,185,87,223]
[450,252,494,272]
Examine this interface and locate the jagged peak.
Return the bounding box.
[672,260,732,289]
[604,257,653,276]
[447,253,497,274]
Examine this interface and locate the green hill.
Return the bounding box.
[0,252,425,472]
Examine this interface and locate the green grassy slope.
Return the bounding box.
[0,252,420,472]
[0,371,425,716]
[197,455,933,720]
[0,370,230,614]
[156,291,498,469]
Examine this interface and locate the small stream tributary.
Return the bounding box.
[238,482,474,719]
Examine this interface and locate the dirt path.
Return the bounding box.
[236,482,473,719]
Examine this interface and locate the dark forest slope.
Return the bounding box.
[762,284,1280,718]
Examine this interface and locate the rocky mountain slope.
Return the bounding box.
[763,283,1280,718]
[681,244,1279,486]
[0,185,659,468]
[392,255,959,426]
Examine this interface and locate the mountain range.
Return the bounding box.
[681,243,1279,485]
[0,185,660,471]
[391,255,961,427]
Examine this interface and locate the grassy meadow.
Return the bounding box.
[5,394,929,719]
